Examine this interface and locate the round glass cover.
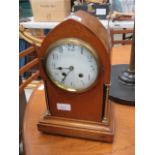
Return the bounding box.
[45,38,99,92]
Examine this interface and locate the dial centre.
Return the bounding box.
[69,66,74,71]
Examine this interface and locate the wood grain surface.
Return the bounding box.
[23,45,134,155]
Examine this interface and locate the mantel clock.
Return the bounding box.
[37,11,114,142]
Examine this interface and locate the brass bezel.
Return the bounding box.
[44,38,101,93]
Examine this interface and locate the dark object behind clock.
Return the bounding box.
[73,3,110,19]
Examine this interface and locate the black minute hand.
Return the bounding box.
[61,66,74,83]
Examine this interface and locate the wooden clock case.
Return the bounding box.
[37,11,114,142]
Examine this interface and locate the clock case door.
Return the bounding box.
[37,11,114,142]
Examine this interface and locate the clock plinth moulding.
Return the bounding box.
[36,11,114,142]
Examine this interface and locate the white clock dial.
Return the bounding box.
[45,39,99,92]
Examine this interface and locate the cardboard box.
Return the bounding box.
[30,0,71,22]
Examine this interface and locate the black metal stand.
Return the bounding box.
[109,64,135,105]
[109,26,135,106]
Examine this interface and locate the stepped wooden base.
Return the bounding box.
[37,105,114,142]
